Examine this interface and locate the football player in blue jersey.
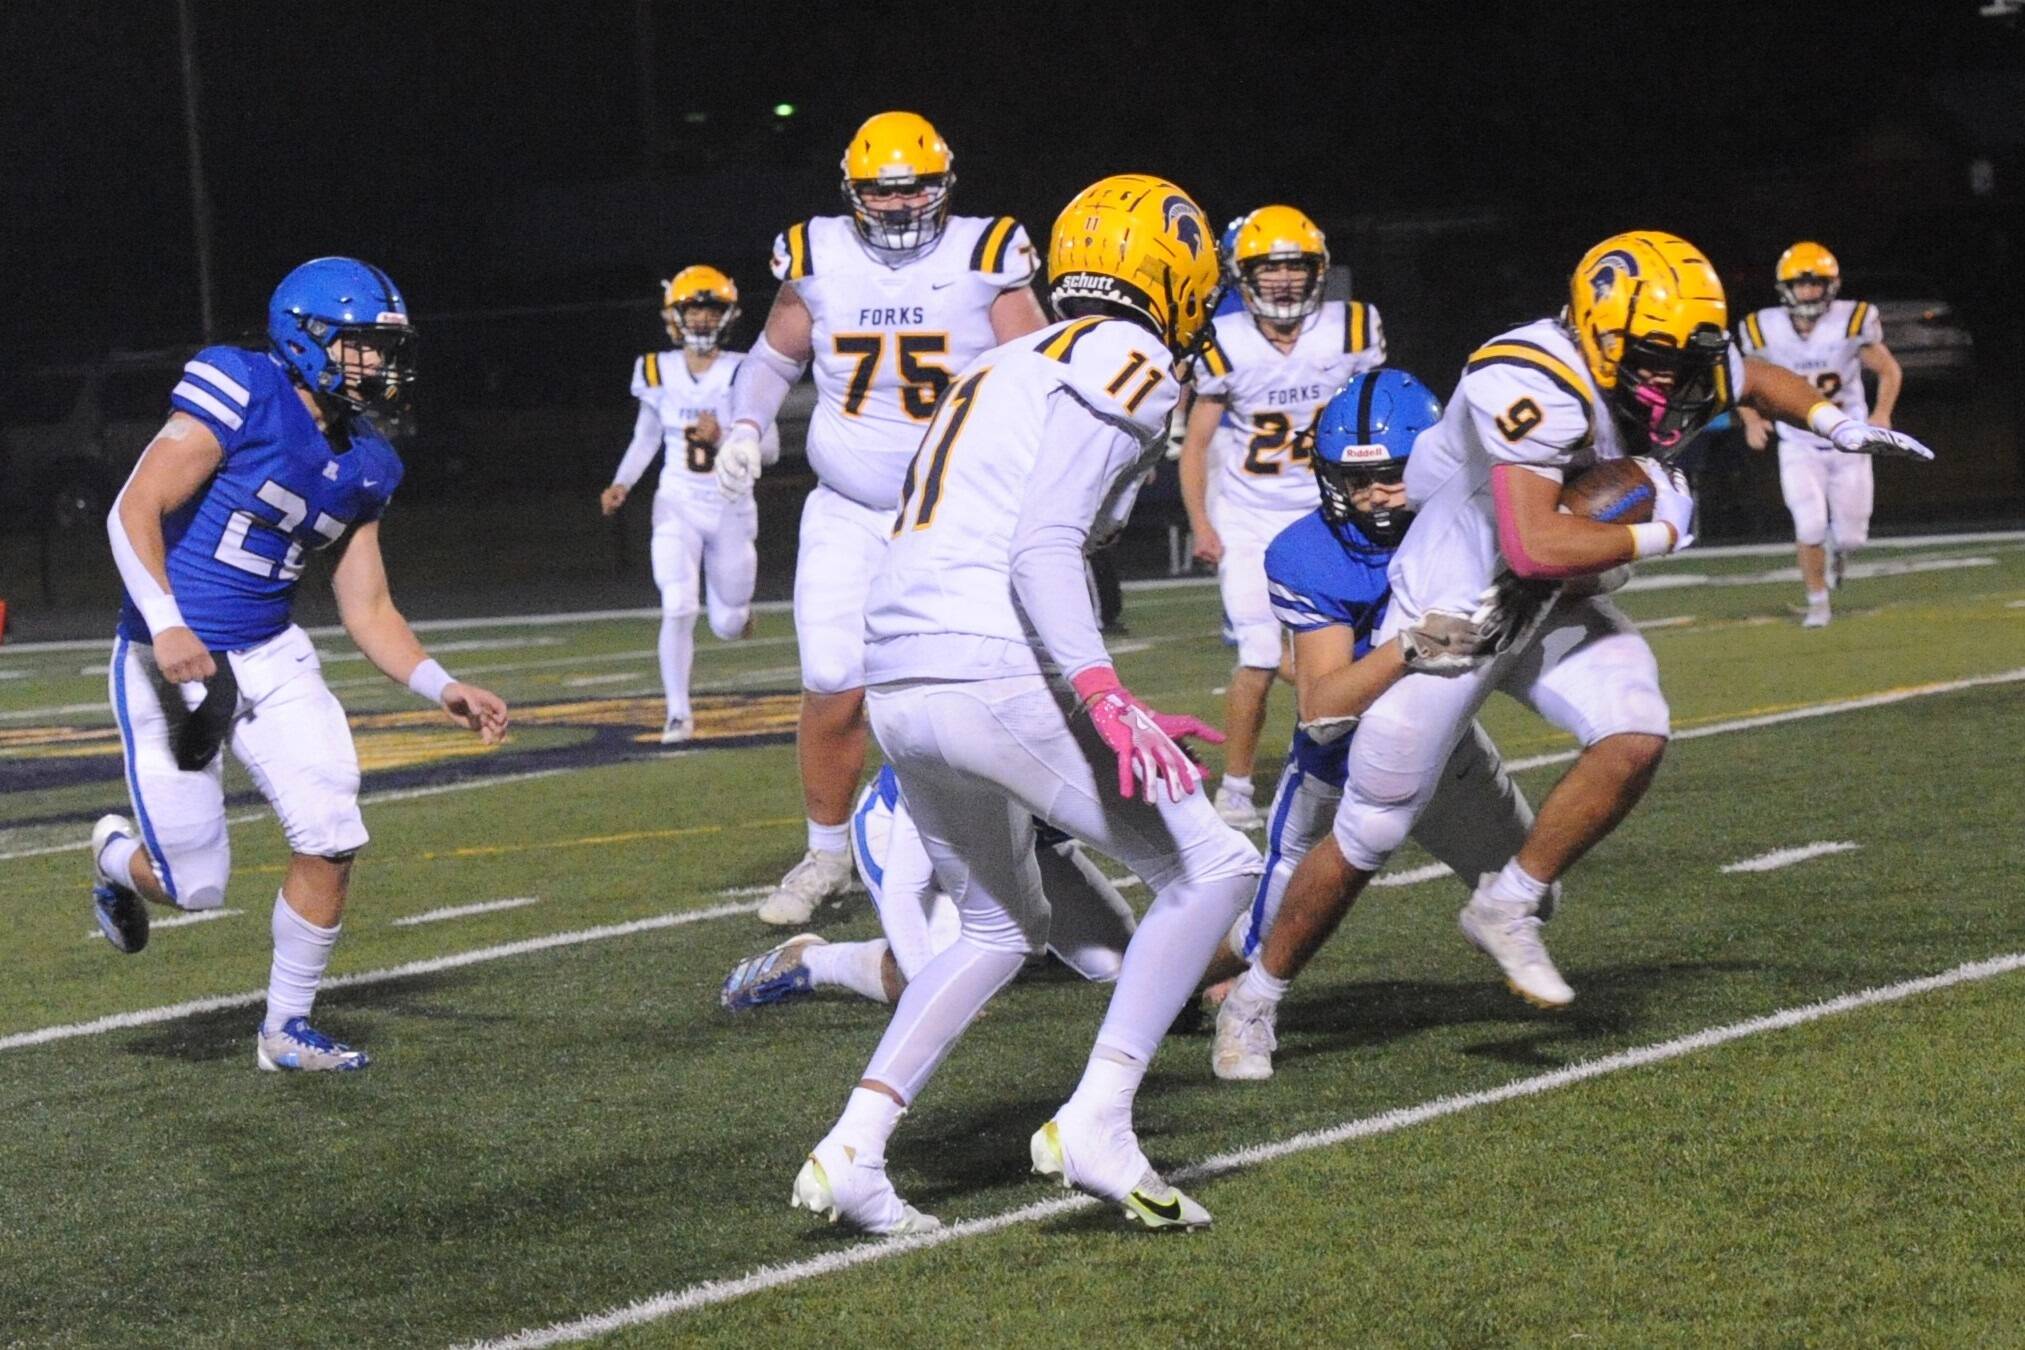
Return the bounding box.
[1199,370,1550,1080]
[91,256,509,1072]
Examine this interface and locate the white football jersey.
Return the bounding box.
[864,315,1180,683]
[1736,298,1881,451]
[629,349,766,500]
[1391,317,1746,617]
[1195,300,1386,513]
[771,213,1038,510]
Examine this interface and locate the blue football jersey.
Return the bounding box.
[117,346,404,650]
[1264,510,1396,789]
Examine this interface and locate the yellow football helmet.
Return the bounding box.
[661,266,739,354]
[1566,231,1731,457]
[1231,205,1329,323]
[1048,174,1222,361]
[1775,240,1841,320]
[840,111,955,256]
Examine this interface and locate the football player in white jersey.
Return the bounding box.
[1212,231,1935,1070]
[711,111,1049,926]
[1178,206,1386,828]
[1735,242,1904,627]
[786,175,1485,1237]
[599,267,777,741]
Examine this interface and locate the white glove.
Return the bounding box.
[1826,419,1935,462]
[715,422,764,498]
[1635,457,1696,554]
[1398,609,1498,675]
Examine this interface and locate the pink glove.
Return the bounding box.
[1071,666,1224,803]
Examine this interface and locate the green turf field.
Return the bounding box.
[2,538,2022,1347]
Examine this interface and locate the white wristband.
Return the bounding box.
[1806,400,1851,438]
[1627,522,1675,560]
[137,594,188,635]
[407,658,454,705]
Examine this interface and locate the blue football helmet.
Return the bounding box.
[268,257,416,412]
[1312,368,1443,549]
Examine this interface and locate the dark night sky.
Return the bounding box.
[3,0,2021,378]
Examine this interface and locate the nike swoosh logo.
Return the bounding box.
[931,281,956,290]
[363,479,381,487]
[1131,1190,1183,1222]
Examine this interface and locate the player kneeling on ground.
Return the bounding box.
[91,257,509,1072]
[1183,370,1556,1080]
[720,765,1138,1009]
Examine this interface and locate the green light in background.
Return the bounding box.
[772,103,796,117]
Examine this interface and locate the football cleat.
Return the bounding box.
[89,814,148,955]
[721,933,826,1012]
[255,1017,370,1072]
[1802,598,1832,629]
[661,715,695,745]
[1213,785,1262,830]
[792,1138,940,1236]
[1211,986,1279,1081]
[1030,1113,1211,1231]
[1458,894,1574,1009]
[757,848,853,926]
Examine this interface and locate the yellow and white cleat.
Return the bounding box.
[1458,893,1574,1009]
[1030,1115,1210,1231]
[791,1138,940,1237]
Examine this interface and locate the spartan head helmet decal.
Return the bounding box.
[1163,194,1206,258]
[1586,248,1641,304]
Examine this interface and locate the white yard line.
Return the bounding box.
[561,672,646,688]
[390,896,543,927]
[82,907,242,941]
[1634,615,1695,630]
[0,902,762,1054]
[458,950,2025,1350]
[1622,554,1994,594]
[1721,842,1861,874]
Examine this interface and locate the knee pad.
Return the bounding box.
[1788,502,1828,547]
[706,606,749,641]
[660,589,698,622]
[797,627,864,694]
[1331,785,1416,873]
[1832,522,1869,552]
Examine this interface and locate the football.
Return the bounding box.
[1560,458,1656,524]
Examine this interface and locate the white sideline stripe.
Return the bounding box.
[562,672,645,688]
[1371,861,1454,888]
[6,528,2019,661]
[1721,842,1860,874]
[0,768,570,864]
[1634,615,1695,630]
[1503,666,2025,774]
[460,950,2025,1350]
[83,907,242,941]
[390,896,542,926]
[0,902,763,1054]
[1622,554,1994,594]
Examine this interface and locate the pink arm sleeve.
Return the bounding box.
[1491,464,1590,580]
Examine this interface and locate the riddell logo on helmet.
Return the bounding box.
[376,311,408,326]
[1340,443,1393,464]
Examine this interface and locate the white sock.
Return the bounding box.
[1481,857,1550,915]
[1806,589,1830,606]
[1221,773,1254,798]
[1235,962,1290,1006]
[807,819,849,856]
[861,937,1024,1102]
[1064,1045,1145,1125]
[831,1086,906,1161]
[659,612,695,722]
[804,940,893,1003]
[1090,871,1255,1064]
[262,892,340,1035]
[98,833,142,888]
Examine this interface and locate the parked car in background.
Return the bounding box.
[0,347,194,537]
[1862,272,1975,386]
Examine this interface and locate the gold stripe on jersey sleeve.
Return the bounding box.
[1464,341,1595,416]
[1036,316,1107,362]
[1846,301,1870,339]
[1346,302,1368,353]
[1198,331,1232,379]
[975,216,1017,273]
[1744,312,1766,349]
[786,222,812,280]
[644,353,661,387]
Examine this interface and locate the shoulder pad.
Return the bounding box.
[770,221,815,282]
[1461,335,1595,457]
[1046,318,1177,430]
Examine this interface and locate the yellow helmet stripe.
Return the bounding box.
[1036,316,1108,363]
[1745,312,1766,349]
[644,353,661,388]
[1846,302,1869,339]
[1465,341,1594,420]
[786,222,812,280]
[971,216,1016,273]
[1345,302,1367,354]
